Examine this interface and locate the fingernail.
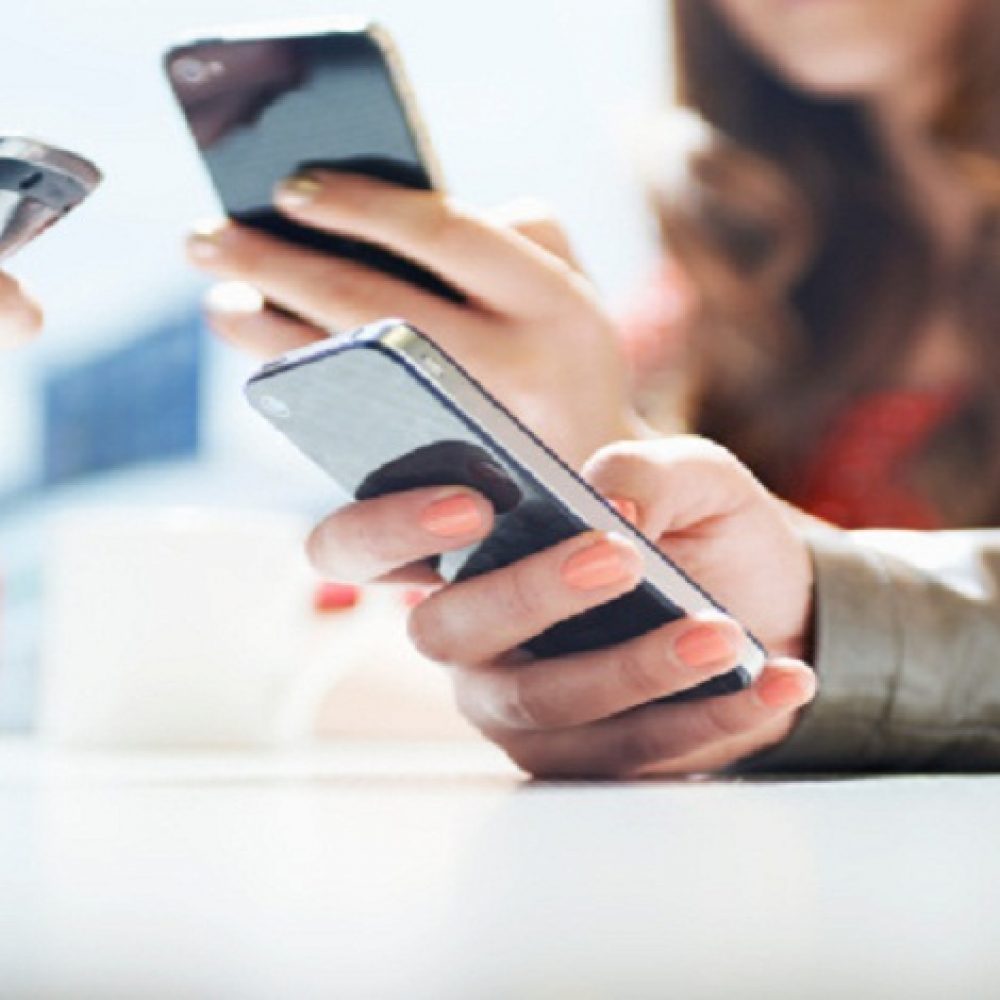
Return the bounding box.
[420,492,484,538]
[673,623,737,669]
[204,281,264,316]
[313,581,362,613]
[561,534,637,591]
[275,173,324,207]
[608,496,640,526]
[757,669,811,709]
[188,220,229,260]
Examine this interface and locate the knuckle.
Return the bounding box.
[304,261,359,314]
[497,561,545,632]
[415,194,456,249]
[406,601,456,665]
[614,641,665,703]
[350,503,392,565]
[500,674,552,731]
[615,722,670,775]
[455,669,546,731]
[451,673,483,726]
[699,697,747,742]
[223,236,263,273]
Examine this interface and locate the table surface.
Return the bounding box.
[2,739,998,1000]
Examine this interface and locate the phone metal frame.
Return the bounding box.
[249,319,768,682]
[0,136,101,261]
[163,19,446,190]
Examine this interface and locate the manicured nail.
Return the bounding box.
[188,219,229,260]
[275,173,324,207]
[313,582,362,613]
[673,623,737,669]
[420,492,484,538]
[204,281,264,316]
[561,534,637,591]
[757,669,811,709]
[608,496,640,527]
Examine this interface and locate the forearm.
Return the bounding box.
[744,528,1000,772]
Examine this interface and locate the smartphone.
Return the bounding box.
[0,136,102,262]
[246,319,767,701]
[164,19,462,302]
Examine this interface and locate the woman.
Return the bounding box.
[630,0,1000,530]
[186,0,1000,774]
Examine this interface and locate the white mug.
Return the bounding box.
[38,506,360,748]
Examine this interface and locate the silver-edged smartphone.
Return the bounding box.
[163,19,461,301]
[246,319,767,701]
[0,137,102,262]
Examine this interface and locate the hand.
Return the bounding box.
[0,271,42,348]
[185,174,644,467]
[306,436,816,778]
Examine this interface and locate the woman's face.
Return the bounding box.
[709,0,973,100]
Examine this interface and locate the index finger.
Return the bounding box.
[273,172,580,315]
[307,486,494,584]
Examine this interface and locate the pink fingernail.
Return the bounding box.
[608,496,640,526]
[420,493,483,538]
[561,536,635,591]
[673,624,736,669]
[757,670,810,709]
[313,582,362,613]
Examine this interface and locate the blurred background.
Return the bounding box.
[0,0,666,731]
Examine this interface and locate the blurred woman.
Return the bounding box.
[186,1,1000,773]
[629,0,1000,529]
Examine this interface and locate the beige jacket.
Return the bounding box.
[751,529,1000,771]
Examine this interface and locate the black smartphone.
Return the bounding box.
[164,19,462,301]
[0,136,101,262]
[245,319,767,702]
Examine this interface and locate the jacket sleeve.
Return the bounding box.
[744,528,1000,771]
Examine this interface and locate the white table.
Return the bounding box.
[2,739,998,1000]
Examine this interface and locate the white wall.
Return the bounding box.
[0,0,667,490]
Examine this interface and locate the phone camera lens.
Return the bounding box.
[19,171,43,192]
[173,57,222,86]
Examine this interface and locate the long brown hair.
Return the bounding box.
[656,0,1000,525]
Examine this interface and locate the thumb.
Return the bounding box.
[582,435,761,539]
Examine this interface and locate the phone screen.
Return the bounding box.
[165,28,461,300]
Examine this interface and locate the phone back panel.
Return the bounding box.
[165,24,460,300]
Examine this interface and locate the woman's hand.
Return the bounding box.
[0,271,42,348]
[185,174,643,466]
[306,436,816,779]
